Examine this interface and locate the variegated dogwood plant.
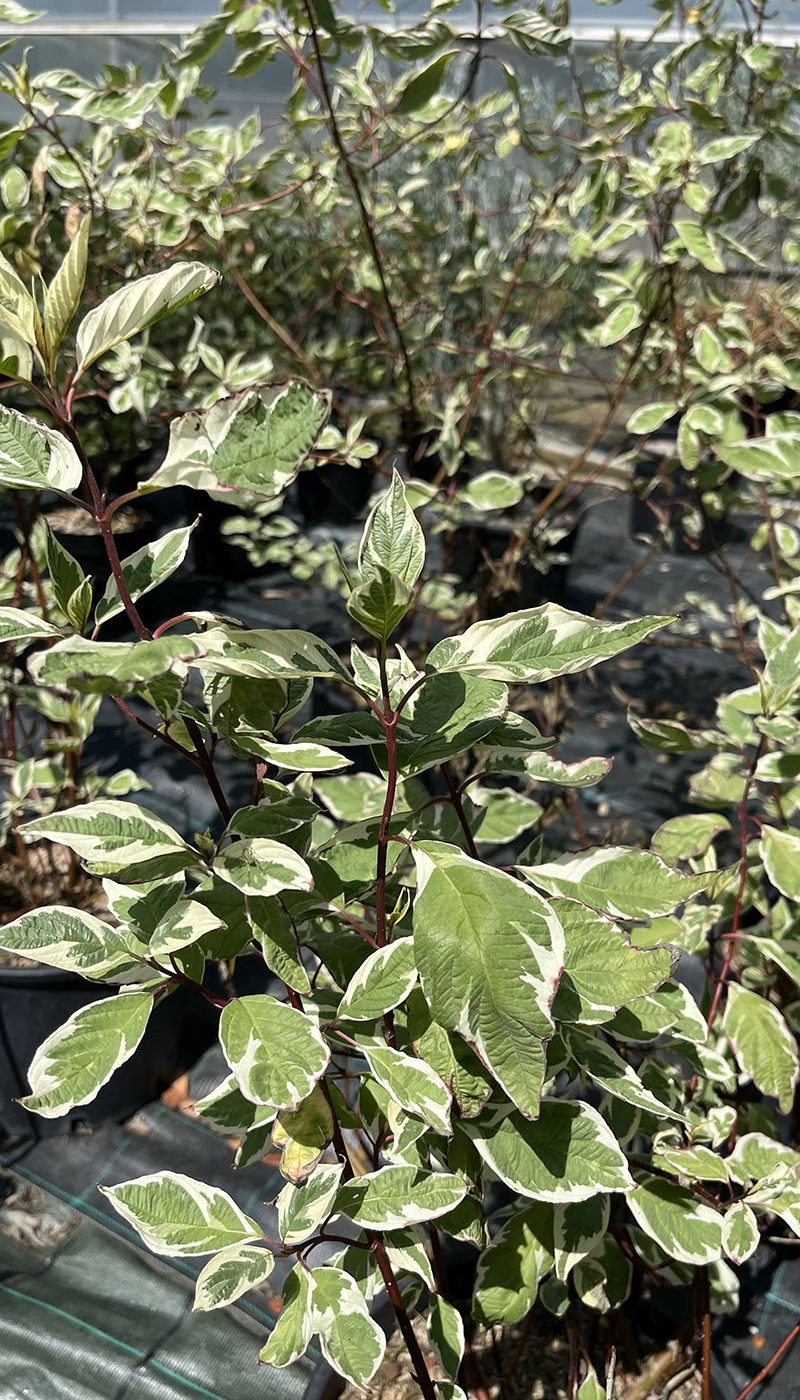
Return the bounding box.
[0,236,798,1400]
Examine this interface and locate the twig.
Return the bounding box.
[734,1321,800,1400]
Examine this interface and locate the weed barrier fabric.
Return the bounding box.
[0,1050,322,1400]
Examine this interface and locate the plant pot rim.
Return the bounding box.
[0,962,88,988]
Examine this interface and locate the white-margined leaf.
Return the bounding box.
[723,985,799,1113]
[627,1173,723,1265]
[310,1266,386,1388]
[472,1203,554,1325]
[192,625,353,686]
[655,1145,729,1184]
[413,842,563,1118]
[146,381,329,498]
[260,1265,316,1368]
[0,606,61,644]
[363,1041,452,1136]
[336,1164,467,1229]
[277,1162,344,1245]
[553,1197,610,1281]
[22,799,194,879]
[722,1202,760,1265]
[429,1294,465,1378]
[247,896,311,996]
[468,1101,633,1203]
[482,749,612,788]
[95,521,197,627]
[716,432,800,483]
[396,673,508,777]
[21,990,153,1117]
[100,1171,261,1256]
[44,211,91,359]
[520,846,725,920]
[148,899,223,958]
[552,899,673,1024]
[337,938,418,1021]
[760,826,800,900]
[28,634,199,697]
[213,838,313,899]
[359,469,425,587]
[347,564,413,642]
[193,1243,275,1311]
[219,993,329,1110]
[566,1028,685,1120]
[426,604,670,684]
[248,739,350,773]
[0,404,83,492]
[0,249,38,348]
[76,262,219,371]
[0,904,132,979]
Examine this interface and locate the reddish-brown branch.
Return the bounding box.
[734,1322,800,1400]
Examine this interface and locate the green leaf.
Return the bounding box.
[468,1101,633,1202]
[75,262,219,371]
[272,1085,332,1183]
[100,1171,260,1257]
[429,1294,465,1378]
[348,565,413,642]
[397,673,507,777]
[472,1203,554,1325]
[276,1162,344,1244]
[310,1266,386,1388]
[95,522,196,627]
[44,523,87,622]
[359,469,425,587]
[627,1173,723,1265]
[413,842,563,1118]
[363,1042,452,1136]
[629,712,717,754]
[0,405,83,493]
[577,1363,605,1400]
[722,1202,760,1265]
[470,787,543,844]
[553,1197,609,1281]
[247,896,311,996]
[626,402,676,434]
[0,606,61,644]
[219,994,329,1110]
[213,838,313,899]
[147,383,330,499]
[723,985,799,1113]
[674,221,725,272]
[573,1237,631,1313]
[426,604,670,684]
[260,1265,316,1368]
[336,1165,467,1229]
[552,899,673,1024]
[520,846,723,920]
[21,991,152,1117]
[337,938,418,1021]
[396,52,456,113]
[193,1242,275,1312]
[760,826,800,900]
[22,799,193,880]
[44,211,91,360]
[567,1028,684,1120]
[0,904,131,979]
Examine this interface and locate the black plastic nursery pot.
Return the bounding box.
[297,460,376,526]
[444,513,580,616]
[0,962,217,1150]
